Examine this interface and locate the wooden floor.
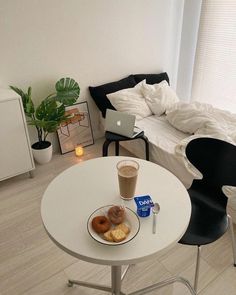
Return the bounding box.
[0,138,236,295]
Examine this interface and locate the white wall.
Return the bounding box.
[0,0,184,150]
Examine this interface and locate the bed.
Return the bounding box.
[89,73,187,186]
[89,72,236,221]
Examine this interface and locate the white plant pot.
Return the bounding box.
[32,141,53,164]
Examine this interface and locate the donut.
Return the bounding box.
[107,206,125,225]
[92,216,111,233]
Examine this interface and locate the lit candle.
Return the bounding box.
[75,145,84,157]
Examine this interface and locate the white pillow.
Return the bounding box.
[141,80,179,116]
[107,80,152,120]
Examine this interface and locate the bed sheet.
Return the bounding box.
[119,116,193,188]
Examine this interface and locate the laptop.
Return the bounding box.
[105,109,143,138]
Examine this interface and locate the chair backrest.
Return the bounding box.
[186,137,236,197]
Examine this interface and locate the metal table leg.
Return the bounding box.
[67,265,127,295]
[67,265,196,295]
[67,279,112,292]
[111,265,122,294]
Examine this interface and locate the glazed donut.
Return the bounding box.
[92,216,111,233]
[108,206,125,225]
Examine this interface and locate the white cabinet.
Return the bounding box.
[0,89,35,181]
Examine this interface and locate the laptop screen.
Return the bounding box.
[105,110,141,138]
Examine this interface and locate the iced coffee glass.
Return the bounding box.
[117,159,139,200]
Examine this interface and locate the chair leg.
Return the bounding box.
[227,214,236,266]
[140,135,149,161]
[102,140,111,157]
[194,246,201,292]
[115,141,119,156]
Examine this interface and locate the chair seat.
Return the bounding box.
[179,187,228,246]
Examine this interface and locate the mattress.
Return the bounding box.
[119,115,194,188]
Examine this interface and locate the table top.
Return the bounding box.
[41,156,191,266]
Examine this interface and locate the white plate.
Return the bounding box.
[87,205,140,246]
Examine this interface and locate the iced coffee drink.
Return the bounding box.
[117,160,139,200]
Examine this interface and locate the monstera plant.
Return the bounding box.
[10,77,80,164]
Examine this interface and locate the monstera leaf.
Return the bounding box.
[55,77,80,106]
[34,99,66,132]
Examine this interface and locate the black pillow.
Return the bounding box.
[89,75,136,118]
[133,72,169,85]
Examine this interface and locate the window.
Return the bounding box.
[191,0,236,113]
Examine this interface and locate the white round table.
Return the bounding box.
[41,156,192,295]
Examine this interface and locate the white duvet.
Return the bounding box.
[166,101,236,140]
[165,101,236,199]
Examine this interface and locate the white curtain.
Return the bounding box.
[191,0,236,113]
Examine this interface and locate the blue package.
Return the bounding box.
[134,195,154,217]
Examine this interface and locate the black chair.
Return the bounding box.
[179,137,236,292]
